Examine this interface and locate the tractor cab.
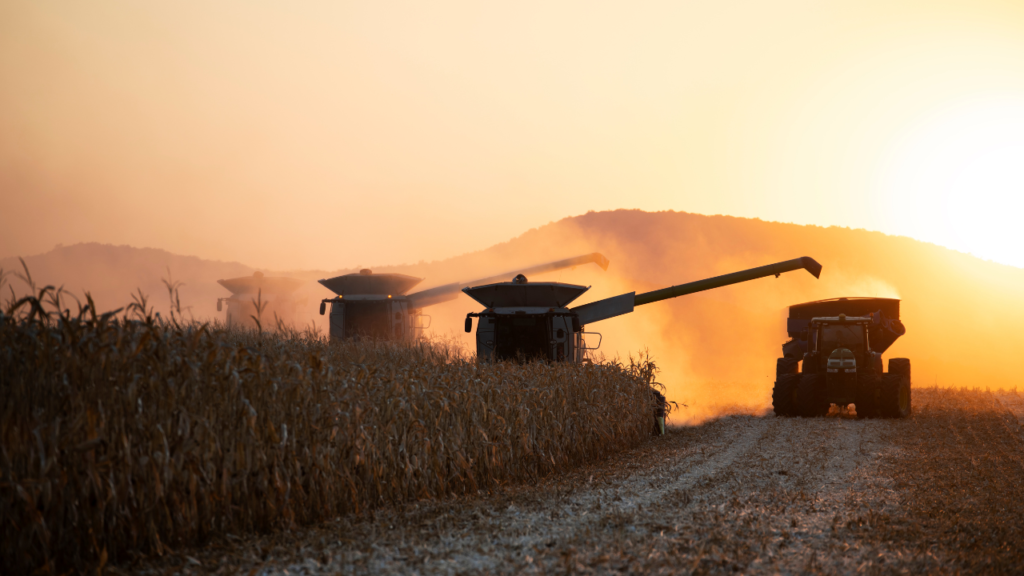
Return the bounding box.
[807,314,879,406]
[807,314,875,368]
[816,317,868,354]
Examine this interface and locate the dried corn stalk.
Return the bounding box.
[0,285,656,573]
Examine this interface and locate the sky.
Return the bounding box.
[2,0,1024,271]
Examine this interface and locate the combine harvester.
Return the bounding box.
[462,257,822,362]
[772,297,911,418]
[317,253,610,341]
[460,256,823,433]
[216,272,305,330]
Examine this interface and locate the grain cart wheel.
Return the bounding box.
[772,374,801,417]
[855,376,881,419]
[879,373,912,418]
[798,373,829,417]
[888,358,911,381]
[776,357,799,378]
[883,358,912,418]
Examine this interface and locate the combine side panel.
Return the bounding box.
[329,301,345,340]
[573,292,635,326]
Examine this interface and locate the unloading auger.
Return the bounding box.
[462,257,823,363]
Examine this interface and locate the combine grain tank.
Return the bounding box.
[463,257,822,363]
[216,272,305,330]
[772,297,911,419]
[317,253,610,341]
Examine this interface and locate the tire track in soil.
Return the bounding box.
[134,406,960,576]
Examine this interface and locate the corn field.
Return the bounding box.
[0,269,660,574]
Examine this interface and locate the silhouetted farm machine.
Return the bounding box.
[462,257,821,363]
[317,253,609,341]
[461,257,823,434]
[773,297,911,418]
[216,272,305,330]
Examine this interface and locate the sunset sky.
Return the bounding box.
[2,0,1023,271]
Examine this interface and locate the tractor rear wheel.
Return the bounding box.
[879,373,912,418]
[798,373,829,417]
[772,374,801,417]
[889,358,911,381]
[855,376,881,419]
[776,357,799,378]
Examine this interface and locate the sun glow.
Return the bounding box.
[881,98,1024,268]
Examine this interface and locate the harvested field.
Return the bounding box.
[130,387,1024,575]
[0,285,659,574]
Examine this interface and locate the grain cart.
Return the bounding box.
[462,257,822,363]
[772,297,910,418]
[216,272,305,330]
[317,253,610,341]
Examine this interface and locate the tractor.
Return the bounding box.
[773,297,911,418]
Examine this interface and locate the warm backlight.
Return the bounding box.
[882,99,1024,267]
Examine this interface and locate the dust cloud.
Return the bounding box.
[401,210,1023,425]
[5,210,1022,426]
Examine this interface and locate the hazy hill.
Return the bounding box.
[5,211,1022,423]
[1,243,254,321]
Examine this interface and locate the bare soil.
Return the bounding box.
[128,387,1024,575]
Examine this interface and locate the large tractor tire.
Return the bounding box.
[854,376,880,419]
[889,358,911,381]
[802,353,820,375]
[776,357,799,378]
[879,372,912,418]
[798,373,829,417]
[772,374,801,417]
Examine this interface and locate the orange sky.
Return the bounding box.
[3,1,1024,270]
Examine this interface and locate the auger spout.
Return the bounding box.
[634,257,821,307]
[463,255,822,365]
[572,257,822,326]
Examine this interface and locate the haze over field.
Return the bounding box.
[6,210,1022,423]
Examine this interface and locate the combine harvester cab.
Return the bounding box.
[316,253,610,341]
[773,297,911,419]
[463,257,822,363]
[216,272,305,330]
